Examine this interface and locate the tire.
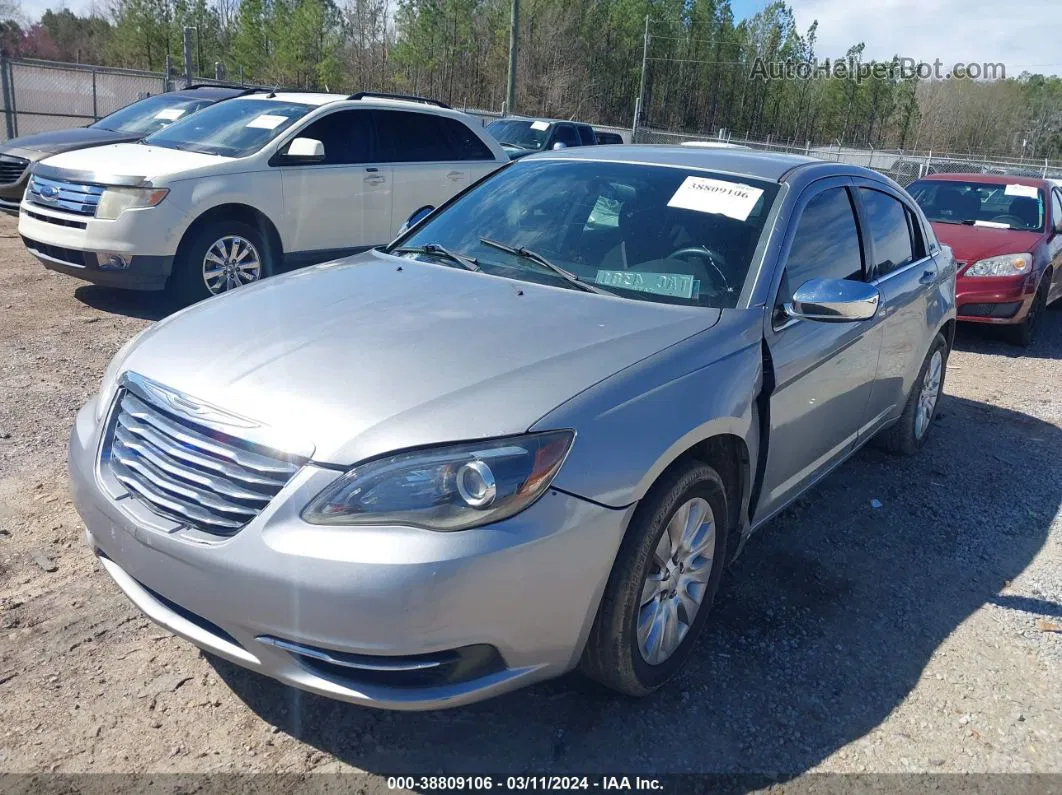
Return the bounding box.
[171,220,273,306]
[580,460,729,696]
[1007,282,1048,347]
[875,332,949,456]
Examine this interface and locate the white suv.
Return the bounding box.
[18,91,508,302]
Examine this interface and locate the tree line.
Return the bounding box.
[1,0,1060,159]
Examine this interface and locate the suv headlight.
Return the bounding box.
[96,187,169,220]
[302,431,574,531]
[965,253,1031,277]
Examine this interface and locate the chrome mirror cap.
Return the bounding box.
[785,278,880,323]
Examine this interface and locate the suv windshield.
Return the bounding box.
[487,119,550,151]
[908,179,1045,232]
[91,94,215,136]
[393,159,779,308]
[142,99,316,157]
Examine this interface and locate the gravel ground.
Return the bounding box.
[1,212,1061,780]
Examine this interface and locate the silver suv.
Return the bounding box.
[70,146,957,709]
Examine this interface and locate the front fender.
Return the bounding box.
[534,309,763,508]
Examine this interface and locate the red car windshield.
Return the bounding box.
[908,180,1044,232]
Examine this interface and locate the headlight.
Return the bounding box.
[302,431,575,531]
[95,187,169,220]
[965,253,1031,277]
[94,328,149,421]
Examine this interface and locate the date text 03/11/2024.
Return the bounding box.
[385,776,665,791]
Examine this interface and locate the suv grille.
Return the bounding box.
[0,154,28,185]
[102,385,303,535]
[27,174,104,216]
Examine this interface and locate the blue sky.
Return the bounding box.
[18,0,1062,78]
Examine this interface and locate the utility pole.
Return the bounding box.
[505,0,519,115]
[182,26,195,86]
[632,14,649,138]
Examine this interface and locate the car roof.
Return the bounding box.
[916,172,1051,190]
[496,116,592,127]
[530,144,823,182]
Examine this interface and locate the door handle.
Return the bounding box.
[919,269,936,285]
[447,171,465,180]
[364,175,385,185]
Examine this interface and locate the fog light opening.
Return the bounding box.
[96,252,131,270]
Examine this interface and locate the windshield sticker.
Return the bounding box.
[667,176,764,221]
[246,114,288,130]
[974,220,1010,229]
[154,108,186,121]
[596,270,697,299]
[1004,184,1038,199]
[530,120,551,131]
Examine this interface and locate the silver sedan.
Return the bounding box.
[70,146,956,709]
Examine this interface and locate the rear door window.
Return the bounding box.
[858,188,916,278]
[373,110,485,163]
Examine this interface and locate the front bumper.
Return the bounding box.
[70,399,631,710]
[18,199,183,291]
[956,274,1035,325]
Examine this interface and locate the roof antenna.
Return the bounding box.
[266,85,278,98]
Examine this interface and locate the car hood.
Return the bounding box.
[0,127,137,161]
[36,142,231,183]
[121,249,720,466]
[930,222,1042,267]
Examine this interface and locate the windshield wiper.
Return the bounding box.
[392,243,479,272]
[479,237,611,295]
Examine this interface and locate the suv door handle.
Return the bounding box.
[447,171,465,180]
[919,269,936,284]
[364,174,385,185]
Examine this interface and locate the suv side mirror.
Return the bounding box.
[785,278,880,323]
[552,141,568,150]
[398,205,435,235]
[286,137,325,161]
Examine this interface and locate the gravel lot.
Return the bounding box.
[1,212,1061,781]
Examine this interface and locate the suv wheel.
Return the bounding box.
[875,332,949,455]
[173,220,273,305]
[580,460,728,696]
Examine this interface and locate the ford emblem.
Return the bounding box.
[40,184,60,200]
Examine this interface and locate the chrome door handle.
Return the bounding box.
[364,175,385,185]
[447,171,465,180]
[919,269,936,284]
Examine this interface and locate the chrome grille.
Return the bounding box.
[102,387,303,535]
[0,155,28,185]
[27,174,104,216]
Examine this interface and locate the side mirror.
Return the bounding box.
[784,278,880,323]
[398,205,435,235]
[285,137,325,160]
[552,141,568,150]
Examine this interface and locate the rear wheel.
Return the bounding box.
[580,460,729,696]
[172,220,272,305]
[875,332,948,456]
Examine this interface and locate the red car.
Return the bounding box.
[906,174,1062,345]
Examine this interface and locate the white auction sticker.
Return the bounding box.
[154,107,186,121]
[667,176,764,221]
[1004,184,1038,199]
[246,114,287,130]
[530,120,550,131]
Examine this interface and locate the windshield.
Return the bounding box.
[908,179,1045,232]
[487,119,550,150]
[393,159,780,308]
[91,94,215,136]
[142,99,316,157]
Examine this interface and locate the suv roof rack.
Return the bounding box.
[348,91,451,109]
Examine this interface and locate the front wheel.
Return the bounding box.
[172,220,273,305]
[875,332,949,456]
[1008,282,1048,347]
[580,460,729,696]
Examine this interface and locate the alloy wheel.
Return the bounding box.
[637,497,717,665]
[202,235,262,295]
[914,349,943,440]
